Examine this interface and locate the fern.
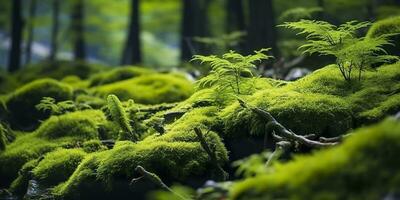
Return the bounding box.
[192,49,272,97]
[107,94,138,141]
[278,7,323,23]
[36,97,91,115]
[0,123,7,151]
[280,20,399,82]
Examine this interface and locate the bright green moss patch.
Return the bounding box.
[5,79,73,129]
[367,16,400,38]
[89,66,155,86]
[35,110,107,140]
[53,107,228,198]
[92,73,194,104]
[32,149,87,186]
[231,118,400,200]
[0,110,109,187]
[220,62,400,138]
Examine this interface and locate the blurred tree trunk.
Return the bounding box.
[121,0,142,65]
[71,0,85,61]
[317,0,325,20]
[25,0,36,65]
[226,0,245,32]
[180,0,210,62]
[49,0,60,61]
[246,0,279,57]
[226,0,245,52]
[366,0,377,20]
[8,0,24,72]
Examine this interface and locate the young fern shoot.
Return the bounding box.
[192,49,273,96]
[280,20,399,82]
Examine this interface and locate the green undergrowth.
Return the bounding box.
[4,79,73,129]
[89,66,155,86]
[221,62,400,138]
[12,60,107,84]
[0,110,109,187]
[92,73,194,104]
[231,118,400,200]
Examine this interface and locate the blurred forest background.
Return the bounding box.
[1,0,400,72]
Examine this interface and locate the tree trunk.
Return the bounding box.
[71,0,85,61]
[8,0,23,72]
[121,0,142,65]
[180,0,209,62]
[25,0,36,65]
[317,0,325,20]
[226,0,245,33]
[246,0,279,57]
[49,0,60,61]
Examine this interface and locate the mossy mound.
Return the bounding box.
[367,16,400,56]
[220,63,400,138]
[92,73,194,104]
[53,107,228,199]
[231,118,400,200]
[0,110,108,187]
[13,60,107,84]
[32,149,87,186]
[5,79,73,129]
[89,66,155,87]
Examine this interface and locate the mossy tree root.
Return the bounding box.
[237,99,339,149]
[194,128,228,181]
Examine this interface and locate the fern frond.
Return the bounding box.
[107,94,138,141]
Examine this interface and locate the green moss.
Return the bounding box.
[0,110,109,187]
[231,118,400,200]
[89,66,155,86]
[367,16,400,38]
[32,149,87,186]
[106,95,135,141]
[0,70,19,94]
[367,16,400,56]
[36,110,107,140]
[5,78,73,129]
[92,73,194,104]
[53,107,228,198]
[220,62,400,138]
[13,60,107,84]
[9,159,40,194]
[82,140,107,153]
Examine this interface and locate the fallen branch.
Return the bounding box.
[194,128,228,181]
[238,99,338,148]
[265,141,292,167]
[131,166,188,200]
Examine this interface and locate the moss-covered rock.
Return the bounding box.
[89,66,155,87]
[92,73,194,104]
[230,118,400,200]
[5,79,73,129]
[0,110,108,187]
[53,107,228,199]
[220,63,400,138]
[32,149,87,186]
[0,70,19,94]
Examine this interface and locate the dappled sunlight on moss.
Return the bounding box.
[92,73,194,104]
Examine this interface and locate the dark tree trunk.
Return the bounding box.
[317,0,325,20]
[71,0,85,60]
[246,0,279,57]
[180,0,209,62]
[121,0,142,65]
[49,0,60,61]
[25,0,36,65]
[8,0,23,72]
[226,0,245,33]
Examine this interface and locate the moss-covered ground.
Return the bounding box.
[0,58,399,199]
